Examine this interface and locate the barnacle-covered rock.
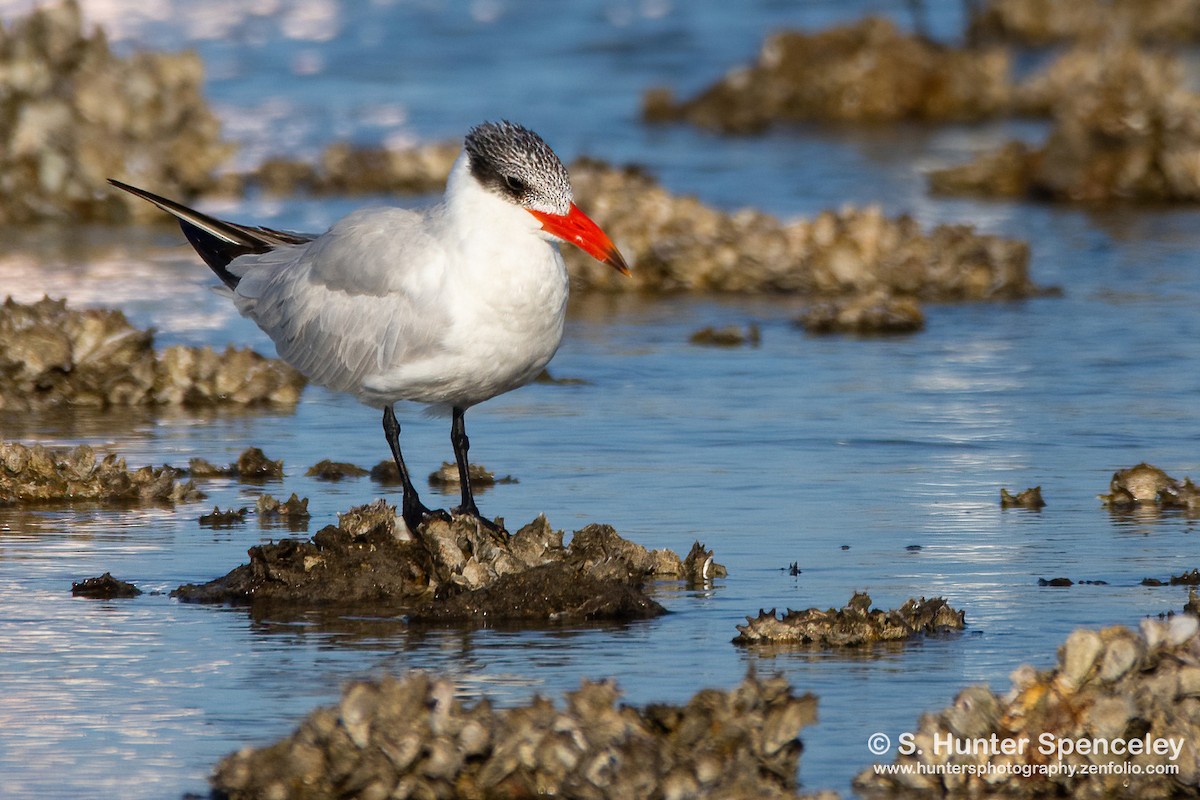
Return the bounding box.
[0,0,231,223]
[0,297,305,410]
[642,17,1014,131]
[856,618,1200,796]
[210,671,819,800]
[734,592,965,647]
[0,440,202,505]
[172,507,723,623]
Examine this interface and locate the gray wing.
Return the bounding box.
[231,207,453,400]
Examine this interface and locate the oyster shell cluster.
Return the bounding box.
[1099,462,1200,511]
[643,17,1014,131]
[967,0,1200,44]
[0,0,229,223]
[856,616,1200,796]
[931,44,1200,203]
[0,297,305,411]
[173,503,724,623]
[734,591,966,647]
[211,671,819,800]
[0,440,201,505]
[566,162,1035,301]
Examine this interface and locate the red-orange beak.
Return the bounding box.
[528,204,631,276]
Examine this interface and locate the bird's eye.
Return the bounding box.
[503,175,527,194]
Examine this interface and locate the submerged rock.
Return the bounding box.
[1001,486,1046,509]
[734,592,965,647]
[71,572,141,598]
[1143,569,1200,587]
[0,0,231,223]
[856,618,1200,796]
[426,461,516,489]
[798,291,925,335]
[305,460,368,481]
[198,506,248,528]
[254,493,311,530]
[689,324,762,347]
[188,447,284,481]
[210,671,818,800]
[0,440,202,505]
[0,297,305,411]
[643,17,1014,131]
[1099,462,1200,511]
[172,504,723,624]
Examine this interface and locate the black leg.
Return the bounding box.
[382,405,441,530]
[450,406,479,517]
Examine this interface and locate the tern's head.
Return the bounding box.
[463,120,630,275]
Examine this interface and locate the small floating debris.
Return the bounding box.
[688,323,761,347]
[856,617,1200,796]
[1,441,202,506]
[71,572,141,599]
[305,460,368,481]
[1001,485,1046,509]
[210,671,818,800]
[734,592,965,647]
[426,462,517,489]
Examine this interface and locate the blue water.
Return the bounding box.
[2,1,1200,797]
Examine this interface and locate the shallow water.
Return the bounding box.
[2,1,1200,798]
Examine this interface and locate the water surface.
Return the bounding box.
[2,2,1199,797]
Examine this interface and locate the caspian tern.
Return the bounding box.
[111,120,630,532]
